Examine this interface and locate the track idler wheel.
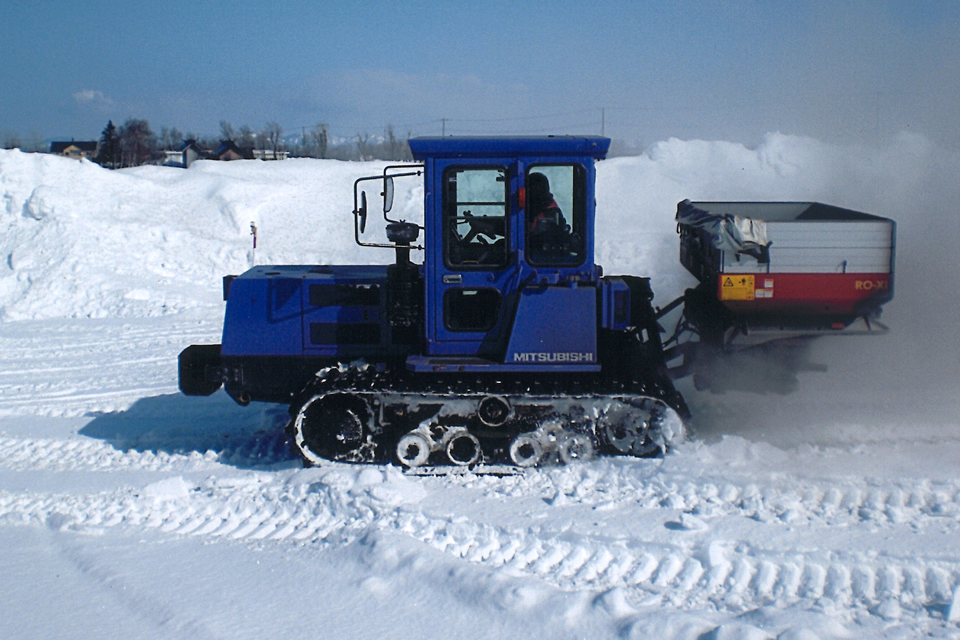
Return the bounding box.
[293,393,374,465]
[597,398,682,458]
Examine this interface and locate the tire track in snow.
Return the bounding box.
[0,317,220,416]
[0,430,294,472]
[4,434,960,529]
[405,515,960,613]
[2,464,959,618]
[0,469,399,547]
[52,536,221,640]
[452,466,960,528]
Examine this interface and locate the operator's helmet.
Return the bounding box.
[527,173,555,218]
[527,172,550,205]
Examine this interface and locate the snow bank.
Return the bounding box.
[3,131,955,321]
[0,152,416,320]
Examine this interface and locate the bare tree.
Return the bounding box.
[158,126,184,151]
[238,125,255,148]
[254,129,269,154]
[383,124,405,161]
[119,118,156,167]
[356,133,370,161]
[219,120,235,141]
[310,123,328,159]
[265,121,283,158]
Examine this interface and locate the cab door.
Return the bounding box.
[427,160,519,357]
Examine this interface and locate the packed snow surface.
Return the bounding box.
[2,133,960,639]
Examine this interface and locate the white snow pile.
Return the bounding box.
[2,132,960,640]
[2,130,952,320]
[0,152,419,320]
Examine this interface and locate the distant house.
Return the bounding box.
[175,139,207,168]
[252,148,289,161]
[213,140,254,161]
[163,139,269,168]
[50,141,98,160]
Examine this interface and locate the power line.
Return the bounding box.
[277,108,612,140]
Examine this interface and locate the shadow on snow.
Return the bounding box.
[80,391,298,469]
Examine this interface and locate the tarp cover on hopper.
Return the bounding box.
[676,199,771,261]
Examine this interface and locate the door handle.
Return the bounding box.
[442,274,462,284]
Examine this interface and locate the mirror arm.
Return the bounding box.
[352,167,425,249]
[381,166,423,223]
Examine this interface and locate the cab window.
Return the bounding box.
[443,166,508,268]
[525,164,586,266]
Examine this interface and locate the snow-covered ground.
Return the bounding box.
[2,133,959,639]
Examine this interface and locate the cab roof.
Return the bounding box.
[408,136,611,160]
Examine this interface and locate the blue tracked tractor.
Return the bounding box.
[179,136,895,469]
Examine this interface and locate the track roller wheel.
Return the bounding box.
[477,395,511,427]
[396,432,432,468]
[559,433,594,463]
[445,429,481,466]
[509,433,544,467]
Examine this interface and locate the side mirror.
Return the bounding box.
[359,191,368,233]
[382,176,394,214]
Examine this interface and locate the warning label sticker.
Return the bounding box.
[720,275,755,301]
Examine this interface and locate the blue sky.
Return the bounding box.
[2,0,958,146]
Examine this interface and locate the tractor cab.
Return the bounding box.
[356,136,612,372]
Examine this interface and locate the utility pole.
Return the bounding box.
[601,108,605,137]
[442,118,447,136]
